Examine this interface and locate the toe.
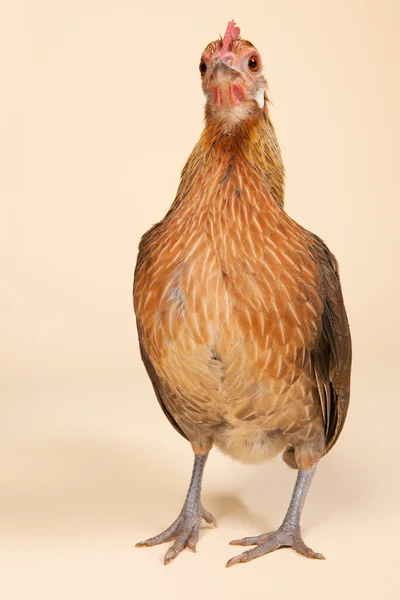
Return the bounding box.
[202,508,217,526]
[164,546,178,565]
[229,538,253,546]
[294,541,325,559]
[136,517,182,548]
[187,528,200,553]
[229,533,270,546]
[226,549,253,567]
[226,553,247,567]
[228,540,280,567]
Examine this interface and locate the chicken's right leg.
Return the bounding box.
[136,453,216,565]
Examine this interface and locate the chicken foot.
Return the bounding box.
[227,464,325,567]
[136,453,216,565]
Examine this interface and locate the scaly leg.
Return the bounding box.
[227,464,325,567]
[136,453,216,565]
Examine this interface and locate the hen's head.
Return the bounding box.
[200,21,267,129]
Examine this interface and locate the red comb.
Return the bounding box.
[220,20,241,56]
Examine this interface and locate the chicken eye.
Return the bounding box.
[248,55,260,72]
[199,61,207,75]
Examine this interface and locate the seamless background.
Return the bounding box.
[2,1,399,598]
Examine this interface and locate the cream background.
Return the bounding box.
[2,0,399,598]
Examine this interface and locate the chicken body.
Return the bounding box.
[135,125,326,468]
[133,22,351,566]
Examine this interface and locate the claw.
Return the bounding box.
[226,552,251,568]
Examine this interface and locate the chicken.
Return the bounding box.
[133,20,351,567]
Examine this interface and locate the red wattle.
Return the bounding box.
[230,84,245,105]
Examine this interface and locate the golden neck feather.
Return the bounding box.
[168,103,285,216]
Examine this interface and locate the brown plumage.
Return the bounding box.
[133,21,351,566]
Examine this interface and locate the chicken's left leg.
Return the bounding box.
[136,453,216,565]
[227,464,325,567]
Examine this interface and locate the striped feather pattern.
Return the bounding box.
[134,107,343,468]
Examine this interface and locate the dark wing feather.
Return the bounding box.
[309,234,352,453]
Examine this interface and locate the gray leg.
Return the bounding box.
[227,464,324,567]
[136,453,216,565]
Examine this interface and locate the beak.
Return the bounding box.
[212,58,239,83]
